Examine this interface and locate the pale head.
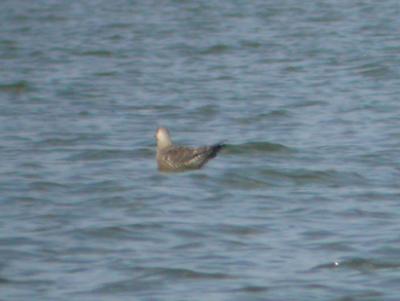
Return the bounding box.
[156,127,172,149]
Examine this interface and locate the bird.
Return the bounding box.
[155,127,225,172]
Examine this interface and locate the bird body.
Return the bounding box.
[155,128,224,172]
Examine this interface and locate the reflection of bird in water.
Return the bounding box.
[155,127,225,172]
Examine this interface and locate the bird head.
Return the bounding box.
[156,127,172,149]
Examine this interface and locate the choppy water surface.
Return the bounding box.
[1,1,400,300]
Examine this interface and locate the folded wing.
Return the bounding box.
[159,144,225,171]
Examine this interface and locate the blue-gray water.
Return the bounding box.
[1,1,400,300]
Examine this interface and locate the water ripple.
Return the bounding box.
[312,258,400,272]
[225,141,294,155]
[140,267,235,280]
[67,149,134,161]
[0,81,31,94]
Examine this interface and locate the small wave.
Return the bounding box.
[77,225,133,240]
[34,133,106,148]
[0,277,11,284]
[121,104,181,113]
[80,50,113,57]
[240,40,262,49]
[233,285,269,293]
[288,100,327,108]
[73,180,129,194]
[94,71,117,77]
[235,110,291,124]
[224,141,294,155]
[36,137,82,147]
[0,39,17,48]
[219,167,364,189]
[91,267,229,295]
[0,81,30,94]
[109,22,131,29]
[29,181,67,191]
[357,62,393,79]
[201,43,231,55]
[193,104,219,115]
[133,147,153,158]
[67,149,134,161]
[143,267,234,280]
[258,168,366,186]
[218,172,272,190]
[342,258,400,271]
[311,257,400,272]
[213,223,264,236]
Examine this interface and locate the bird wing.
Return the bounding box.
[162,144,224,169]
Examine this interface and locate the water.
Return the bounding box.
[1,0,400,300]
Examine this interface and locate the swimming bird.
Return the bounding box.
[155,127,225,172]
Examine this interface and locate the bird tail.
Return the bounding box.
[209,143,226,158]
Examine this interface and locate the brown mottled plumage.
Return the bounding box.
[155,127,224,172]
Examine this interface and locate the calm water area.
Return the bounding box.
[1,1,400,300]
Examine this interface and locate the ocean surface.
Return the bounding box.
[1,1,400,300]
